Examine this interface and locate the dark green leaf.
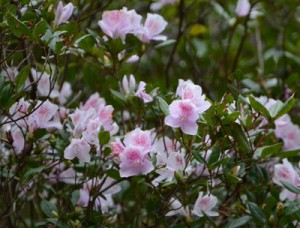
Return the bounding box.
[7,13,32,38]
[225,216,252,228]
[33,19,47,40]
[247,202,267,224]
[277,149,300,158]
[222,112,240,125]
[249,96,271,120]
[281,181,300,194]
[24,166,46,179]
[98,131,110,145]
[274,95,296,120]
[40,200,57,218]
[231,123,250,153]
[192,151,207,165]
[284,199,300,216]
[254,143,282,158]
[105,169,121,180]
[15,65,30,90]
[208,144,220,165]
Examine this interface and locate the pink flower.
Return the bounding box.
[138,13,168,43]
[11,127,25,155]
[176,79,211,113]
[54,1,74,26]
[64,138,91,163]
[273,159,299,187]
[124,128,153,152]
[110,138,125,156]
[98,7,142,41]
[119,146,154,177]
[192,192,219,217]
[135,82,153,103]
[235,0,251,17]
[30,100,62,130]
[165,100,199,135]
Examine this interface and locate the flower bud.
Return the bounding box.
[276,202,284,215]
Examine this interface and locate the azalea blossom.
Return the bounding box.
[98,7,142,41]
[235,0,251,17]
[165,198,189,217]
[176,79,211,113]
[165,99,199,135]
[64,138,91,163]
[273,159,300,201]
[119,146,154,177]
[138,13,168,43]
[192,192,219,217]
[54,1,74,26]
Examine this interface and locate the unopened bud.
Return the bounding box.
[51,211,59,218]
[231,166,240,175]
[276,202,284,215]
[269,215,275,224]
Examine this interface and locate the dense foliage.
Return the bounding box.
[0,0,300,227]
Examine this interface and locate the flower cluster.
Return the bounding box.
[98,7,168,43]
[111,128,154,177]
[165,80,211,135]
[65,93,118,162]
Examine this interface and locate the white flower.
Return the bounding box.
[192,192,219,217]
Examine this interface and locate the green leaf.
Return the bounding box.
[157,96,169,115]
[155,39,176,49]
[192,151,207,165]
[208,144,220,165]
[281,181,300,194]
[110,89,127,103]
[269,100,284,118]
[98,131,110,145]
[15,65,30,90]
[0,83,13,109]
[231,123,250,154]
[247,202,267,224]
[254,143,282,158]
[209,157,229,170]
[7,13,32,38]
[249,96,271,120]
[33,19,47,40]
[222,112,240,125]
[24,166,46,179]
[277,149,300,158]
[71,190,80,206]
[105,169,121,180]
[284,199,300,216]
[225,216,252,228]
[40,200,57,218]
[226,174,242,184]
[274,95,296,120]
